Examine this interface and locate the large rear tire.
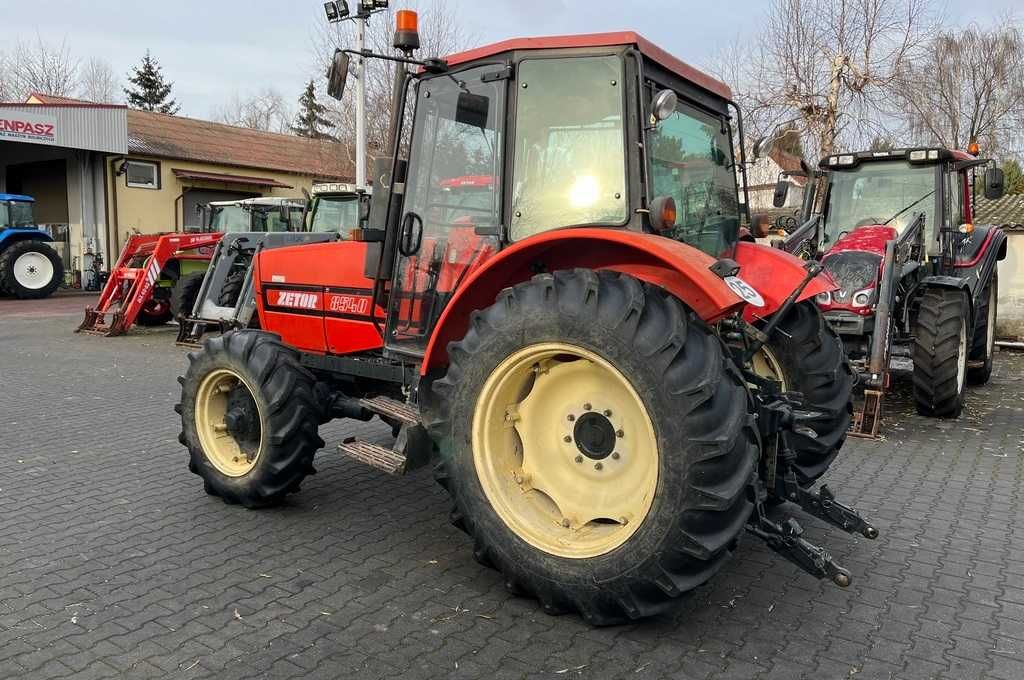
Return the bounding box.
[422,270,758,625]
[176,330,324,508]
[967,274,997,385]
[753,302,854,485]
[913,288,969,418]
[170,271,206,319]
[0,240,64,300]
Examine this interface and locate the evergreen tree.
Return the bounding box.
[123,51,180,114]
[1001,159,1024,194]
[291,80,336,140]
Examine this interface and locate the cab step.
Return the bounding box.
[358,396,420,425]
[338,437,407,475]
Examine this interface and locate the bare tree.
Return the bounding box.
[214,88,292,133]
[712,0,936,162]
[6,35,80,99]
[311,0,477,166]
[893,20,1024,158]
[78,57,120,103]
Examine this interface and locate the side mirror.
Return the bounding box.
[772,177,790,208]
[650,89,678,123]
[455,92,489,130]
[327,50,350,101]
[750,213,770,239]
[984,166,1005,200]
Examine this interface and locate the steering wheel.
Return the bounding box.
[855,217,881,227]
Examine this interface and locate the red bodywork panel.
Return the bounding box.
[732,242,837,324]
[254,240,385,355]
[817,226,896,317]
[420,229,747,374]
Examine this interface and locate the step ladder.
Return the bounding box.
[336,396,428,475]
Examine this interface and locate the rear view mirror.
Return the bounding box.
[984,166,1005,200]
[327,50,350,101]
[455,92,489,129]
[772,176,790,208]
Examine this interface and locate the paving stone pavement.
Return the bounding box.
[1,299,1022,679]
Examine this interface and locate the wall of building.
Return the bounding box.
[105,155,317,258]
[996,231,1024,341]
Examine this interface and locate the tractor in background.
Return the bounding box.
[177,189,367,346]
[770,144,1007,434]
[0,193,65,299]
[177,19,874,625]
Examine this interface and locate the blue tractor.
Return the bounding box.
[0,193,65,299]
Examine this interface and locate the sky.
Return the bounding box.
[2,0,1020,119]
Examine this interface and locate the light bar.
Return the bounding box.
[909,150,927,161]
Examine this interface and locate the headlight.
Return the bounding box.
[852,288,874,308]
[815,291,831,305]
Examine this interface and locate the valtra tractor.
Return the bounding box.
[770,144,1007,435]
[177,16,875,625]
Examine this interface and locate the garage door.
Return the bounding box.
[183,189,258,229]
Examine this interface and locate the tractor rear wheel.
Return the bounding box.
[135,296,174,326]
[913,288,970,418]
[423,270,758,625]
[0,240,64,299]
[177,330,324,507]
[218,270,246,308]
[171,271,206,319]
[967,274,997,385]
[752,302,853,485]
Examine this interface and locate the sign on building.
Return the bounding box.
[0,110,57,144]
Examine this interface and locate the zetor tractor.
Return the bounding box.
[773,147,1007,433]
[0,193,65,299]
[178,24,875,624]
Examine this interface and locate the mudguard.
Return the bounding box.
[420,228,747,374]
[732,241,837,323]
[0,228,54,247]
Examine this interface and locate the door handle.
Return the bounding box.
[399,212,423,256]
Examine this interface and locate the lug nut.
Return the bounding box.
[611,452,620,460]
[563,435,572,443]
[616,429,624,438]
[603,409,612,417]
[561,519,571,528]
[567,414,575,422]
[574,455,583,464]
[583,403,592,411]
[594,462,603,471]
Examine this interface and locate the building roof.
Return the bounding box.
[24,93,352,181]
[171,168,294,188]
[974,194,1024,232]
[444,32,733,101]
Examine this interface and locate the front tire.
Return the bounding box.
[913,288,969,418]
[0,240,64,299]
[422,270,758,625]
[967,274,997,385]
[753,302,853,485]
[176,330,324,507]
[171,271,206,319]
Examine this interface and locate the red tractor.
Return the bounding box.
[769,144,1007,435]
[177,22,874,624]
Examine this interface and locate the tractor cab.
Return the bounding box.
[307,183,369,234]
[203,197,306,233]
[0,194,37,229]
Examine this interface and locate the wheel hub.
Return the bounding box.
[13,251,54,290]
[195,369,264,476]
[573,411,616,460]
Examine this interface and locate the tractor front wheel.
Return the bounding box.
[0,240,64,299]
[913,288,970,417]
[752,302,854,486]
[967,274,997,385]
[171,271,206,320]
[177,330,324,507]
[423,270,758,625]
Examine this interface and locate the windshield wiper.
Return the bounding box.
[883,190,934,225]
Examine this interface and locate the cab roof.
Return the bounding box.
[444,31,732,102]
[0,193,34,203]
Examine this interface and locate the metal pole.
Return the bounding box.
[355,14,367,189]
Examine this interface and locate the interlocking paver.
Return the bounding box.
[1,299,1022,679]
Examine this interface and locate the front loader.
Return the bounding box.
[176,17,873,625]
[769,145,1008,435]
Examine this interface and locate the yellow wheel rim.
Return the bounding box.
[195,368,264,477]
[751,345,788,391]
[472,343,659,559]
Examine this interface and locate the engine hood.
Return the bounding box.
[824,225,897,258]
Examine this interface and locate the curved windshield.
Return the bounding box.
[1,201,35,228]
[822,161,936,246]
[649,101,738,256]
[510,55,627,240]
[209,205,250,232]
[309,195,361,233]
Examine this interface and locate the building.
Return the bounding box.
[974,194,1024,341]
[0,93,352,286]
[744,147,807,213]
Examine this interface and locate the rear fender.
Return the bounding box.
[732,241,836,323]
[420,228,746,375]
[0,228,54,248]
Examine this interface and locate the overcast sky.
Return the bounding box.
[4,0,1020,119]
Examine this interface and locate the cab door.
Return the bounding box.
[384,65,506,358]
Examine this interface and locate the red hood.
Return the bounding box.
[824,225,897,258]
